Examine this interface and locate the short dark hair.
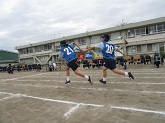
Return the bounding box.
[101,34,110,42]
[60,40,68,47]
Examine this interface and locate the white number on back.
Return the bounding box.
[64,47,74,55]
[105,44,113,54]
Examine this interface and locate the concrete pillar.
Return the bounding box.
[121,30,127,55]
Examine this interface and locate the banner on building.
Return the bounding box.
[85,53,93,59]
[77,54,85,60]
[92,51,103,59]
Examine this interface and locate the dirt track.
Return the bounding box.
[0,64,165,123]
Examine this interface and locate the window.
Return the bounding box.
[141,28,146,35]
[90,36,94,44]
[163,24,165,31]
[126,46,136,54]
[22,48,33,54]
[67,40,73,44]
[35,46,43,52]
[157,23,165,33]
[135,27,146,36]
[157,24,163,33]
[148,25,156,34]
[38,56,49,62]
[27,48,33,53]
[78,38,87,45]
[135,28,140,36]
[141,45,147,53]
[43,44,52,51]
[137,45,142,52]
[111,32,121,39]
[55,45,60,52]
[160,46,164,52]
[127,46,132,53]
[132,46,136,52]
[159,43,165,52]
[127,29,135,38]
[152,44,158,52]
[55,42,60,46]
[90,35,101,44]
[81,38,87,45]
[147,44,152,51]
[48,44,52,50]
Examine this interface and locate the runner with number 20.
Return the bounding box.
[83,33,134,84]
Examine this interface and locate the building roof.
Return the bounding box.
[15,16,165,50]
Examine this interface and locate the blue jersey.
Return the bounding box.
[95,42,117,59]
[58,44,77,62]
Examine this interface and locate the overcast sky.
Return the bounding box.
[0,0,165,52]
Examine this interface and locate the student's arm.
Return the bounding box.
[84,42,103,52]
[116,49,125,55]
[73,42,84,52]
[58,58,65,61]
[84,47,96,52]
[58,52,65,61]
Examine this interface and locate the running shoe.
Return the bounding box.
[88,76,93,85]
[99,79,106,84]
[65,80,70,84]
[128,72,134,80]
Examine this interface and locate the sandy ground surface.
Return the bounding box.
[0,64,165,123]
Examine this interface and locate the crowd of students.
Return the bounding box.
[0,64,42,74]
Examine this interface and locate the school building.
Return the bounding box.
[15,17,165,65]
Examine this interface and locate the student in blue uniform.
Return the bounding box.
[83,34,134,84]
[58,40,92,85]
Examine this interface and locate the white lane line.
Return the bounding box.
[0,91,165,116]
[0,73,48,82]
[64,104,80,119]
[0,95,16,101]
[114,89,165,94]
[13,80,165,85]
[111,106,165,116]
[87,81,165,85]
[132,73,165,74]
[1,83,165,95]
[44,72,165,76]
[1,83,63,89]
[0,91,102,107]
[12,76,165,79]
[130,77,165,78]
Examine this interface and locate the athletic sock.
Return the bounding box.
[67,76,70,81]
[125,72,128,76]
[103,78,106,81]
[85,75,89,80]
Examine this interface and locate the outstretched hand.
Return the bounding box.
[81,49,87,53]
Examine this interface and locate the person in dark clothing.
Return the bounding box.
[145,55,151,64]
[154,53,160,68]
[7,64,14,74]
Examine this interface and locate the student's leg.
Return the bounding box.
[111,68,125,75]
[102,66,108,78]
[99,66,107,84]
[74,69,85,77]
[74,69,91,80]
[111,68,134,79]
[66,66,70,82]
[74,69,92,85]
